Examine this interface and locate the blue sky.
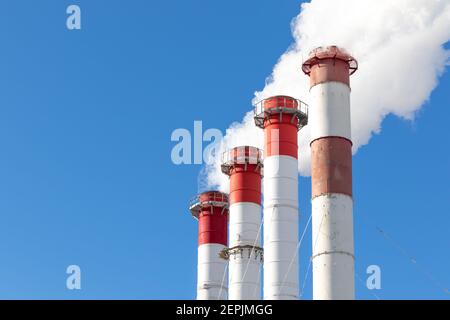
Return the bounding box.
[0,0,448,299]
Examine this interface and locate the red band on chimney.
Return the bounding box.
[221,146,262,205]
[311,137,352,198]
[190,191,229,246]
[198,206,228,246]
[229,167,261,205]
[263,96,299,158]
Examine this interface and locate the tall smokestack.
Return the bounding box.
[302,46,358,300]
[221,146,263,300]
[254,96,308,300]
[189,191,229,300]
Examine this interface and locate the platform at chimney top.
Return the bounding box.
[254,95,308,131]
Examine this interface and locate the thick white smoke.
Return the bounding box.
[205,0,450,192]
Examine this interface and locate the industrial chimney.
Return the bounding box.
[221,146,264,300]
[254,96,308,300]
[302,46,358,300]
[189,191,229,300]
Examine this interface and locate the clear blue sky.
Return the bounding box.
[0,0,448,299]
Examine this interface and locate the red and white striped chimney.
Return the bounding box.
[254,96,308,300]
[221,146,263,300]
[302,46,358,300]
[189,191,229,300]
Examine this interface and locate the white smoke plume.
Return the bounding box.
[204,0,450,192]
